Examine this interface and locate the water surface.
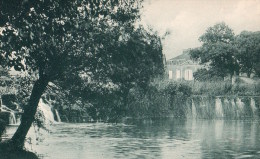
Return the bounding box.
[6,119,260,159]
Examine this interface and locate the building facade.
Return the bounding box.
[165,51,202,81]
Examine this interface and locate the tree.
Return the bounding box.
[193,68,224,81]
[235,31,260,77]
[0,0,163,149]
[60,26,164,122]
[190,22,239,79]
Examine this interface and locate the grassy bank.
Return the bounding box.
[0,140,38,159]
[188,79,260,96]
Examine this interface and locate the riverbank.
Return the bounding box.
[125,79,260,119]
[0,122,36,159]
[0,140,38,159]
[1,78,259,123]
[0,148,38,159]
[51,79,260,122]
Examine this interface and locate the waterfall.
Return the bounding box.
[38,99,55,124]
[231,99,236,107]
[250,98,257,118]
[9,112,17,125]
[200,97,205,118]
[230,98,237,118]
[236,98,244,117]
[192,99,197,118]
[55,109,61,122]
[188,96,259,119]
[215,98,224,118]
[1,105,18,125]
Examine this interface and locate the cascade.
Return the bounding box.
[215,98,224,118]
[231,98,236,108]
[1,105,18,125]
[200,97,206,117]
[230,98,237,117]
[55,109,61,122]
[192,99,197,118]
[236,98,244,117]
[224,98,235,118]
[9,111,17,125]
[188,96,259,119]
[38,99,55,124]
[250,98,257,118]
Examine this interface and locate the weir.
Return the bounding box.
[250,98,257,118]
[55,109,61,122]
[0,98,62,126]
[187,96,259,119]
[9,112,17,125]
[38,99,55,123]
[215,98,224,118]
[191,99,197,118]
[0,98,61,127]
[37,99,62,123]
[0,105,19,125]
[236,98,245,115]
[230,99,236,117]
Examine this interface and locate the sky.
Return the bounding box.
[140,0,260,60]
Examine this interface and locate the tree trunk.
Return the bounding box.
[11,77,49,148]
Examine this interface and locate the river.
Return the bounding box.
[5,118,260,159]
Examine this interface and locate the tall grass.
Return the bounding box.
[125,79,260,118]
[126,80,192,118]
[188,80,260,96]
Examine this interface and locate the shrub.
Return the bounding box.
[126,81,192,118]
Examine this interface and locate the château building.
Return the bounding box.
[165,50,202,81]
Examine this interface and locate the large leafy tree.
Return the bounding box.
[235,31,260,77]
[0,0,163,149]
[190,22,239,79]
[59,27,164,122]
[193,68,224,81]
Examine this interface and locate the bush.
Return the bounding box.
[126,81,192,118]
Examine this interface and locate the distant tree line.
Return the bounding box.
[190,22,260,81]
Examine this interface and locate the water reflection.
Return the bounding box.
[6,118,260,159]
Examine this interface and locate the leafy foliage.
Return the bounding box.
[0,0,163,122]
[193,68,224,81]
[0,0,164,146]
[0,0,143,81]
[127,81,192,118]
[235,31,260,77]
[190,22,260,79]
[190,22,239,79]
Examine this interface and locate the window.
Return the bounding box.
[184,69,193,80]
[176,69,181,79]
[169,70,173,79]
